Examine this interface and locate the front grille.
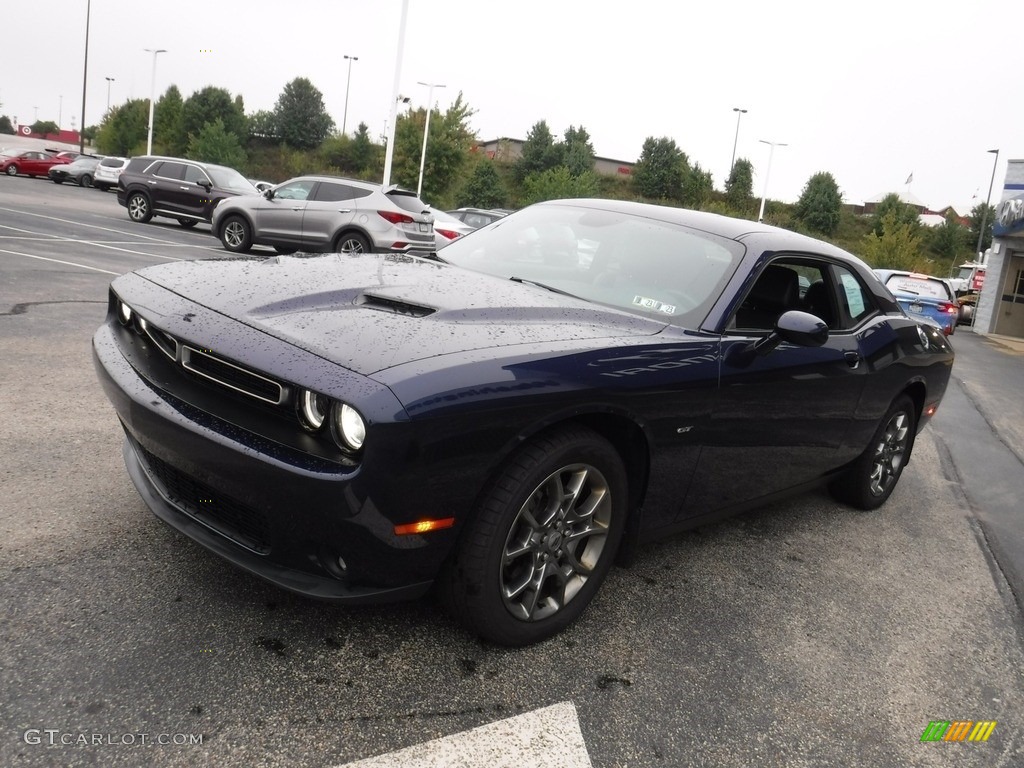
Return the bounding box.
[181,346,284,405]
[138,444,271,554]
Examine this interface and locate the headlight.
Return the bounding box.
[333,403,366,452]
[117,300,132,325]
[297,389,330,431]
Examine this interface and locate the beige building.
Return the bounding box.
[475,138,635,177]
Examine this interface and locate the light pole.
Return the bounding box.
[144,48,167,155]
[342,55,359,136]
[58,95,63,129]
[79,0,90,152]
[729,107,747,181]
[757,139,787,223]
[382,0,409,186]
[975,149,1000,259]
[105,77,115,114]
[416,81,446,198]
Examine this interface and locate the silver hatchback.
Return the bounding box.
[211,175,434,255]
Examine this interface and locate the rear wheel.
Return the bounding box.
[220,215,253,253]
[334,232,370,254]
[53,177,64,184]
[441,426,627,646]
[177,218,197,228]
[95,183,109,192]
[830,395,916,510]
[127,192,153,223]
[79,174,93,188]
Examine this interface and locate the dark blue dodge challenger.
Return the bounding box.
[93,199,953,645]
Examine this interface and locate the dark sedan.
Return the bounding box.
[48,154,103,187]
[92,199,953,646]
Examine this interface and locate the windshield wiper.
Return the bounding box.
[509,276,577,298]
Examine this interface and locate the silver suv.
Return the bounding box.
[211,175,434,255]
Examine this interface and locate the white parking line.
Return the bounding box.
[0,204,212,245]
[0,248,119,275]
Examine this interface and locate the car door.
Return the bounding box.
[180,164,216,220]
[680,257,877,516]
[300,182,363,250]
[255,179,314,245]
[147,161,187,215]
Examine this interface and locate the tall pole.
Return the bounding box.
[58,96,63,130]
[145,48,167,155]
[79,0,90,152]
[382,0,409,186]
[975,149,1000,259]
[416,81,445,198]
[729,107,747,181]
[757,139,787,223]
[105,77,115,114]
[342,55,358,136]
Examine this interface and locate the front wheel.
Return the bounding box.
[127,192,153,223]
[219,215,253,253]
[830,395,916,510]
[53,177,64,184]
[79,174,93,188]
[4,165,17,176]
[334,232,370,254]
[441,426,627,646]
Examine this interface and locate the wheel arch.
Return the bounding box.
[331,226,375,252]
[901,379,926,429]
[215,210,255,239]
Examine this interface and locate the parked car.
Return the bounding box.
[429,207,475,249]
[117,155,259,228]
[211,175,434,254]
[446,207,508,229]
[1,149,69,178]
[93,199,953,646]
[874,270,959,335]
[93,156,128,191]
[249,179,274,193]
[48,154,103,187]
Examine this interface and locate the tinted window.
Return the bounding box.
[387,191,429,214]
[100,157,124,168]
[274,180,314,201]
[206,165,255,193]
[183,165,211,185]
[311,183,353,202]
[153,162,185,180]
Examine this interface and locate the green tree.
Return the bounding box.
[247,109,278,141]
[725,158,754,210]
[522,166,599,205]
[459,159,506,209]
[861,210,925,270]
[153,85,185,154]
[95,99,149,155]
[390,93,476,205]
[682,162,713,207]
[794,171,843,235]
[967,202,996,257]
[928,212,969,272]
[0,116,14,134]
[563,125,595,177]
[31,120,60,138]
[871,192,919,236]
[514,120,563,183]
[273,77,334,150]
[632,136,686,200]
[187,118,246,168]
[182,86,247,145]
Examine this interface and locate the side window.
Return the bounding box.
[310,183,351,202]
[183,165,211,185]
[732,259,830,331]
[154,162,185,180]
[831,265,876,328]
[274,180,314,201]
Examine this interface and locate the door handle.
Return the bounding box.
[844,351,861,369]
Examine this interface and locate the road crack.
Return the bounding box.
[0,299,106,317]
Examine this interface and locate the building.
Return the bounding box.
[973,158,1024,339]
[475,138,635,177]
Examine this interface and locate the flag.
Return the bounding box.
[905,173,913,184]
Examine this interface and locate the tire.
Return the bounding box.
[53,177,64,184]
[177,218,198,228]
[829,395,916,511]
[95,183,109,192]
[219,215,253,253]
[334,232,370,254]
[441,426,627,646]
[79,174,93,188]
[127,192,153,223]
[274,246,297,255]
[4,165,17,176]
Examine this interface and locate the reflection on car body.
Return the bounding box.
[93,198,953,646]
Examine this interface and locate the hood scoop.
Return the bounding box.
[355,293,436,318]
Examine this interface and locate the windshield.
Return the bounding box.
[885,275,950,300]
[957,266,976,280]
[438,203,743,326]
[207,165,257,193]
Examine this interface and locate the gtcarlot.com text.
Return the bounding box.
[23,729,203,747]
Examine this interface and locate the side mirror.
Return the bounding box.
[727,310,829,367]
[196,180,212,191]
[264,188,274,200]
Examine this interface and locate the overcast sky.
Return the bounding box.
[3,0,1020,213]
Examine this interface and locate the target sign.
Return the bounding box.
[20,125,31,135]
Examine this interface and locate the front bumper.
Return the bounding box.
[92,322,444,604]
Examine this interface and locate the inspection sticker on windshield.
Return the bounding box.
[632,295,676,314]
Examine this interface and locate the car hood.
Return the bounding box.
[136,252,667,375]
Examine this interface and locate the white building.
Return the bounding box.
[974,158,1024,338]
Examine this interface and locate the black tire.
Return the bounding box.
[829,395,917,511]
[274,246,297,255]
[177,218,198,229]
[95,183,109,192]
[333,232,370,254]
[440,425,627,646]
[4,164,17,176]
[219,215,253,253]
[127,192,153,223]
[52,177,64,184]
[79,174,93,188]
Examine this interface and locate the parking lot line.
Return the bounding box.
[0,247,120,275]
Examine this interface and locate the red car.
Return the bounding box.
[1,149,70,178]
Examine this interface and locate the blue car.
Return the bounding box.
[874,270,959,336]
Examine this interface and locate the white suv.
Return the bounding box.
[93,156,128,192]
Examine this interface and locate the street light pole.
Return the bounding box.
[729,107,747,181]
[79,0,90,152]
[58,95,63,129]
[975,148,1000,259]
[382,0,409,187]
[342,55,359,136]
[757,139,787,223]
[144,48,167,155]
[416,81,445,198]
[105,77,115,114]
